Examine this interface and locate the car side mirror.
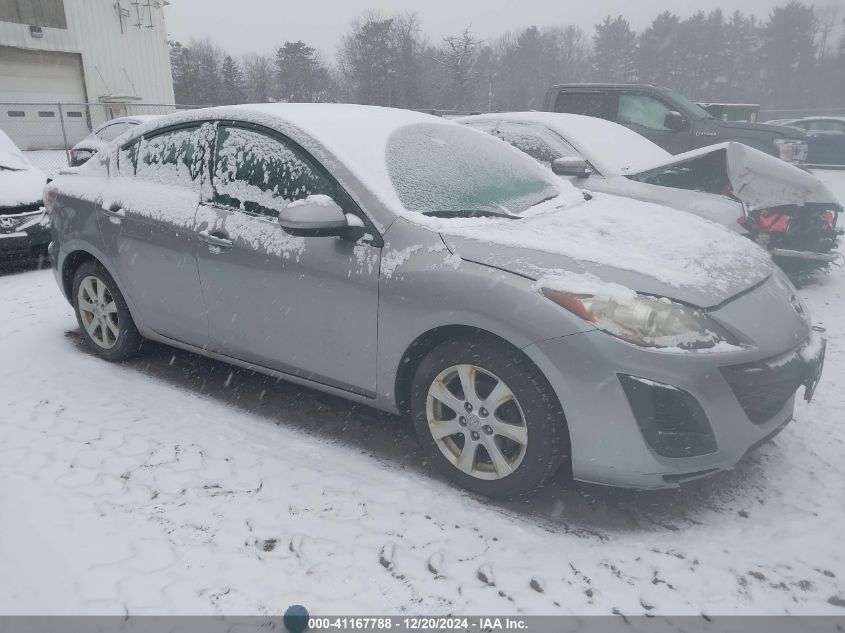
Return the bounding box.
[663,111,688,131]
[278,195,361,239]
[552,157,593,178]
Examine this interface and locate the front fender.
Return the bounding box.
[374,219,593,409]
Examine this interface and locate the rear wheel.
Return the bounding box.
[72,261,144,361]
[411,338,569,498]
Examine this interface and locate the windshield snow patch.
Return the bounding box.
[386,123,560,216]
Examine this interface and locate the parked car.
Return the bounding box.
[0,128,50,262]
[459,112,842,274]
[764,117,845,166]
[47,104,826,497]
[543,84,808,163]
[69,115,161,166]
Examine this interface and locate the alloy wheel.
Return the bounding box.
[77,275,120,350]
[425,364,528,480]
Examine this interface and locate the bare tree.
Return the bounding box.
[430,27,482,110]
[241,53,275,103]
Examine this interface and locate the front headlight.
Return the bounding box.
[541,288,742,350]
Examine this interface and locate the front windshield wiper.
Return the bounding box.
[421,209,519,220]
[529,194,558,208]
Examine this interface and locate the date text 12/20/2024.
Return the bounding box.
[305,617,528,631]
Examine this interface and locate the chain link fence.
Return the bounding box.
[0,102,200,176]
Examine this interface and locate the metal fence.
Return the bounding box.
[0,102,199,175]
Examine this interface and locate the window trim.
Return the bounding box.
[210,120,384,247]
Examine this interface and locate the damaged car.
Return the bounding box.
[47,104,825,497]
[0,129,50,263]
[459,112,842,274]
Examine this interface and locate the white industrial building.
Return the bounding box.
[0,0,175,149]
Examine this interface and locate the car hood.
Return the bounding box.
[438,192,773,309]
[626,142,838,210]
[0,167,48,209]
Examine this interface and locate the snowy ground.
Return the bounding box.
[1,162,844,617]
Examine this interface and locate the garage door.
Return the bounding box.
[0,46,90,150]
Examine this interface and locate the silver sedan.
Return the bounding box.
[46,104,826,497]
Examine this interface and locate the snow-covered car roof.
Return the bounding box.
[457,112,673,176]
[119,104,501,213]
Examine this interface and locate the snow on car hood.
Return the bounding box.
[628,142,838,210]
[439,192,773,309]
[0,166,48,208]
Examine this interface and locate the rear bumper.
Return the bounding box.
[523,329,825,490]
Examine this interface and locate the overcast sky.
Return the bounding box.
[164,0,814,58]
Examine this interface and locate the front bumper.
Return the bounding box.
[0,211,50,261]
[523,327,825,490]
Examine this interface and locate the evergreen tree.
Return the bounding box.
[722,11,761,102]
[592,16,637,82]
[337,14,397,106]
[637,12,682,87]
[276,41,325,103]
[760,1,817,108]
[221,55,246,105]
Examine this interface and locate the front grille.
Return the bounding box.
[720,348,806,424]
[619,375,717,458]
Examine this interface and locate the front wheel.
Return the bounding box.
[72,261,144,361]
[411,338,570,498]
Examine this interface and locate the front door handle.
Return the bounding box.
[199,230,233,250]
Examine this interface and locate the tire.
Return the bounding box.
[72,260,144,361]
[410,338,570,498]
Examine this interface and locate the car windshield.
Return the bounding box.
[663,88,715,120]
[386,123,559,216]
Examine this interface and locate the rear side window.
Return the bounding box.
[98,122,132,142]
[136,126,205,190]
[212,126,335,219]
[553,91,610,119]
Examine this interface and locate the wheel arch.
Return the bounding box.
[396,324,574,483]
[394,326,571,450]
[60,248,144,333]
[61,249,98,300]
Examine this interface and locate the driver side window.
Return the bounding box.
[617,94,673,131]
[212,126,336,219]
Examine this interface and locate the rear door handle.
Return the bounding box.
[198,230,233,250]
